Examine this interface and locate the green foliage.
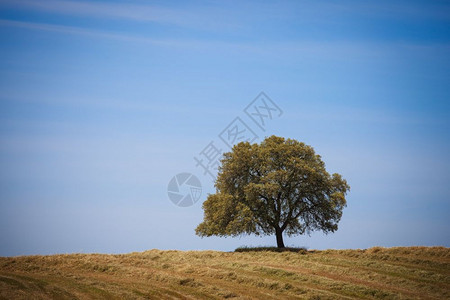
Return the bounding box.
[196,136,350,247]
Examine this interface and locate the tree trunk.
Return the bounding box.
[275,227,285,248]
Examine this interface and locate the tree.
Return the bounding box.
[195,136,350,248]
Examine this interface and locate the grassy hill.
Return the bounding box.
[0,247,448,299]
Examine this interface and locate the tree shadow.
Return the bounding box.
[234,246,308,254]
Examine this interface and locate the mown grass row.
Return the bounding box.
[0,247,448,299]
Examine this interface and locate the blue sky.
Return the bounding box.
[0,0,449,256]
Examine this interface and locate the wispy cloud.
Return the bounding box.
[0,0,244,31]
[4,18,447,58]
[0,19,169,45]
[3,0,449,25]
[0,18,258,52]
[2,0,188,24]
[335,1,450,21]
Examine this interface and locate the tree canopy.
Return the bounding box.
[195,136,350,248]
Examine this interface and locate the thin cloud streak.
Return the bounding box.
[0,0,243,31]
[0,19,252,51]
[2,0,449,28]
[2,18,448,59]
[0,19,169,45]
[2,0,189,25]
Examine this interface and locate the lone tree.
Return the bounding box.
[196,136,349,248]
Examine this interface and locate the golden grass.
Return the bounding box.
[0,246,448,299]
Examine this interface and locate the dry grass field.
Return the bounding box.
[0,247,448,299]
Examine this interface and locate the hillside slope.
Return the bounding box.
[0,247,448,299]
